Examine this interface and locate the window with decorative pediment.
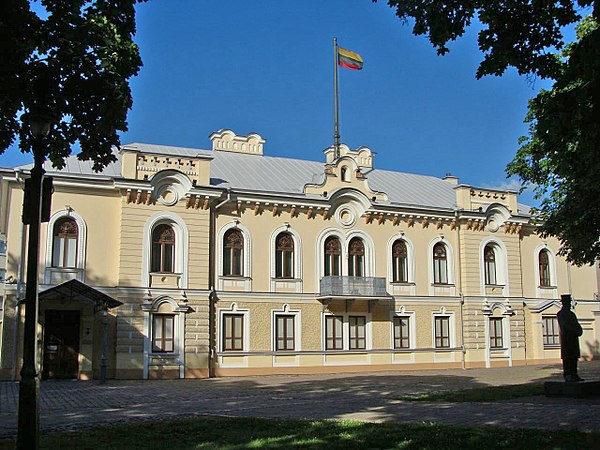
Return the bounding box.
[52,218,78,268]
[223,229,244,276]
[348,237,365,277]
[324,236,341,276]
[433,243,448,284]
[275,232,294,279]
[484,245,497,285]
[151,224,175,273]
[539,250,551,287]
[392,240,408,283]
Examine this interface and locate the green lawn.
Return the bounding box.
[0,416,596,450]
[397,382,545,402]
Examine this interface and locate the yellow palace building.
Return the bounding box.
[0,129,598,380]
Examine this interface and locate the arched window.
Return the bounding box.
[223,229,244,276]
[324,236,341,276]
[341,166,350,182]
[392,240,408,283]
[275,232,294,279]
[484,245,497,285]
[348,237,365,277]
[52,218,78,268]
[433,243,448,284]
[539,249,551,287]
[151,224,175,273]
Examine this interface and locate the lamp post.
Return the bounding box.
[17,108,51,450]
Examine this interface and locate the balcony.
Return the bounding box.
[319,276,390,299]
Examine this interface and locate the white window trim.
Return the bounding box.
[141,296,187,379]
[271,304,302,353]
[534,244,558,297]
[142,211,189,289]
[427,238,456,296]
[44,210,87,284]
[218,303,250,354]
[431,308,456,350]
[390,307,416,350]
[479,238,509,296]
[315,228,345,289]
[387,234,415,292]
[269,226,302,289]
[321,311,372,352]
[345,230,375,277]
[217,221,252,290]
[483,304,513,367]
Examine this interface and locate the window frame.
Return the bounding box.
[539,250,551,287]
[391,240,409,283]
[393,316,410,349]
[542,316,560,347]
[223,229,244,277]
[222,313,245,351]
[484,245,497,286]
[433,243,448,285]
[151,314,175,353]
[324,236,342,277]
[51,218,79,269]
[325,315,344,350]
[348,316,366,350]
[151,224,175,273]
[434,316,451,349]
[489,317,504,349]
[275,232,295,279]
[347,237,365,277]
[275,314,296,351]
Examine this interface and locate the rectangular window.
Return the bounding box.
[434,316,450,348]
[275,315,295,351]
[543,316,560,347]
[489,317,503,349]
[348,316,366,350]
[223,314,244,351]
[393,316,410,349]
[325,316,343,350]
[433,259,448,284]
[152,315,174,353]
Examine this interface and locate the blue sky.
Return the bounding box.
[2,1,555,205]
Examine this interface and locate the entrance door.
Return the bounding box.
[42,310,80,379]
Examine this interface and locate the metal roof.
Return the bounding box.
[15,142,528,213]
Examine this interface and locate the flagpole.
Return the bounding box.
[333,37,340,160]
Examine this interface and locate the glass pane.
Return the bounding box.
[277,316,284,339]
[153,316,162,339]
[223,250,231,276]
[234,316,242,338]
[284,251,293,277]
[65,237,77,267]
[333,256,340,276]
[326,317,333,339]
[152,243,161,272]
[52,237,63,267]
[275,251,282,278]
[233,249,242,275]
[164,244,174,272]
[165,316,173,338]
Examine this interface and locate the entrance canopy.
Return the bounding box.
[39,279,122,313]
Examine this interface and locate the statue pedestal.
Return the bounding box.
[544,381,600,398]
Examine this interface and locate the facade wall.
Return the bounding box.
[1,136,598,381]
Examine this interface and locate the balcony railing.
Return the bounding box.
[319,276,389,297]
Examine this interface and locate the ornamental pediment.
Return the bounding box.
[304,148,387,203]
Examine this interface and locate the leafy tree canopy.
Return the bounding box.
[0,0,145,171]
[379,0,599,265]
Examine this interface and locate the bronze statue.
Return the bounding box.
[557,294,584,382]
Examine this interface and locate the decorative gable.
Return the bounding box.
[210,129,265,156]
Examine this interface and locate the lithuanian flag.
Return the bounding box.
[338,47,363,70]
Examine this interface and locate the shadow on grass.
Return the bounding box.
[0,416,597,450]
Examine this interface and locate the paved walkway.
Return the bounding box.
[1,361,599,438]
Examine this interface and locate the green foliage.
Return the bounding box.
[507,15,599,265]
[0,0,145,171]
[378,0,599,265]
